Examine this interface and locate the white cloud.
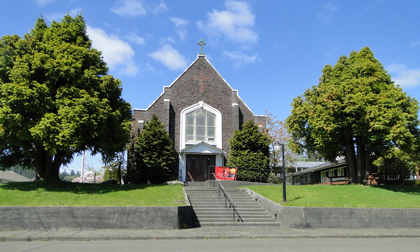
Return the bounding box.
[170,17,189,41]
[36,0,56,7]
[317,2,337,23]
[125,31,145,45]
[149,44,187,71]
[197,0,258,46]
[160,37,176,45]
[223,51,259,68]
[410,40,420,47]
[153,1,168,15]
[111,0,146,17]
[387,63,420,88]
[86,25,139,76]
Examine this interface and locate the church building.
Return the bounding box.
[130,43,266,182]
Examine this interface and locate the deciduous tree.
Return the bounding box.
[286,47,420,184]
[265,110,297,170]
[373,148,416,184]
[0,14,132,181]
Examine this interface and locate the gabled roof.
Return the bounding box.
[291,158,347,176]
[0,170,32,183]
[133,55,262,116]
[180,141,225,154]
[296,161,325,168]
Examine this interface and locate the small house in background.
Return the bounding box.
[290,158,387,185]
[0,171,32,183]
[294,161,325,173]
[290,158,348,185]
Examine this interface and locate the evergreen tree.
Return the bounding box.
[133,115,175,184]
[0,14,132,181]
[227,120,270,181]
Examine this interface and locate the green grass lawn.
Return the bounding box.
[0,182,186,207]
[245,184,420,208]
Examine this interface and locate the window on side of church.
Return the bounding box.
[185,108,216,145]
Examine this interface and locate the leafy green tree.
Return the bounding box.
[374,149,416,184]
[0,14,132,181]
[103,152,126,184]
[132,115,175,184]
[103,165,120,182]
[286,47,420,184]
[59,170,69,180]
[227,120,271,181]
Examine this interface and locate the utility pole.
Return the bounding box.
[81,150,85,183]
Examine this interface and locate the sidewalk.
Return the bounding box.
[1,226,420,242]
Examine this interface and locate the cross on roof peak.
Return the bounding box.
[197,39,206,55]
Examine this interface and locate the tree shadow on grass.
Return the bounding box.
[372,185,420,196]
[1,181,158,194]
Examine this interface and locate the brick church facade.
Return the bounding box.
[129,54,266,182]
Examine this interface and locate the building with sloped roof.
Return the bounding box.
[0,170,32,183]
[129,52,266,182]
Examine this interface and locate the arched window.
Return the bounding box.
[186,108,216,144]
[180,102,222,150]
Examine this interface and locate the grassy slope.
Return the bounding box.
[245,184,420,208]
[0,182,186,207]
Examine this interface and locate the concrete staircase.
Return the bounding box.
[185,182,278,227]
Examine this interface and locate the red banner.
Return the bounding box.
[215,166,237,180]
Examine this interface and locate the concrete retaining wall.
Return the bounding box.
[244,188,420,229]
[0,206,192,231]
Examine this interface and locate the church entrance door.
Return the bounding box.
[186,155,215,181]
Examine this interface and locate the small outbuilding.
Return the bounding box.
[0,170,32,183]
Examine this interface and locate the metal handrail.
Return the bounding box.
[210,173,244,223]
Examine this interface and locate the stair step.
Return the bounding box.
[194,212,272,217]
[195,222,280,227]
[195,216,275,221]
[186,185,277,226]
[191,203,262,207]
[194,208,268,214]
[197,217,275,222]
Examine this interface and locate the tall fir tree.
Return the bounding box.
[134,115,175,184]
[227,120,270,181]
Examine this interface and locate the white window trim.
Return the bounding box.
[180,101,222,150]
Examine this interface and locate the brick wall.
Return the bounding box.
[131,55,266,170]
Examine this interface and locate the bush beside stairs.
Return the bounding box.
[185,182,278,227]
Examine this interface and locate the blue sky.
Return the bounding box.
[1,0,420,173]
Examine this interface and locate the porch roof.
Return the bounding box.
[180,142,225,154]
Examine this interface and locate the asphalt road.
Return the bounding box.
[1,238,420,252]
